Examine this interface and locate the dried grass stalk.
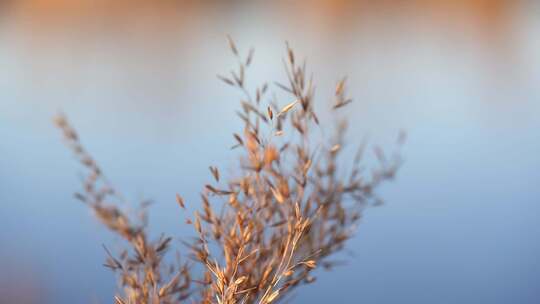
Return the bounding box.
[56,38,403,304]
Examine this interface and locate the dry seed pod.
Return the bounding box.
[267,106,273,120]
[278,100,297,116]
[209,166,220,182]
[176,194,185,209]
[226,35,238,56]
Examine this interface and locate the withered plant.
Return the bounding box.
[56,38,403,304]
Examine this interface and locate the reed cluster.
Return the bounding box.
[55,38,403,304]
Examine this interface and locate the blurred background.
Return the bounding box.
[1,0,539,303]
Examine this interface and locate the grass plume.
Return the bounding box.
[55,38,403,304]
